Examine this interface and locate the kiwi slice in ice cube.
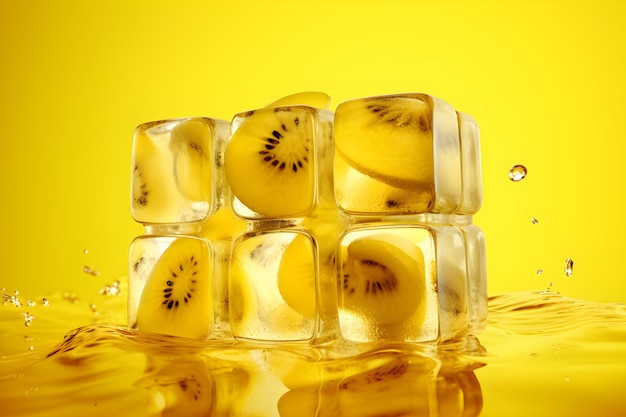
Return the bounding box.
[225,106,316,217]
[135,238,212,339]
[169,118,213,202]
[277,234,317,319]
[339,233,426,325]
[334,95,434,190]
[130,131,178,223]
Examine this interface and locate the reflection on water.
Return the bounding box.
[1,287,625,416]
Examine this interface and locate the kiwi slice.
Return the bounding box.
[224,106,316,218]
[136,357,215,417]
[339,233,426,325]
[265,91,331,109]
[130,131,177,223]
[135,238,212,339]
[277,234,317,319]
[169,118,213,202]
[228,237,262,332]
[334,150,432,214]
[334,95,434,189]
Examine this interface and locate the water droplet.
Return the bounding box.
[83,265,100,276]
[89,303,98,314]
[564,258,574,276]
[536,268,543,276]
[100,280,121,296]
[28,345,34,351]
[42,298,50,307]
[83,249,89,255]
[22,312,35,327]
[63,292,79,304]
[531,217,539,224]
[3,292,22,308]
[27,299,36,307]
[508,164,527,182]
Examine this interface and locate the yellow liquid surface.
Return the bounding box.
[2,285,625,417]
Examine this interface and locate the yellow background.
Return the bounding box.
[1,0,624,303]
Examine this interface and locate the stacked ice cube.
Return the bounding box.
[128,93,487,344]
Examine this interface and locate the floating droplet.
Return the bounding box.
[42,298,50,307]
[27,299,36,307]
[100,280,121,296]
[63,292,79,304]
[83,265,101,276]
[3,292,22,308]
[531,217,539,224]
[536,268,543,276]
[564,258,574,276]
[83,249,89,255]
[89,303,99,315]
[508,164,527,182]
[22,312,35,327]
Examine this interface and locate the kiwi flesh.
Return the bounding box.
[277,234,317,319]
[264,91,331,109]
[135,238,212,339]
[334,150,432,214]
[135,357,215,417]
[334,94,434,190]
[278,350,435,417]
[130,131,178,223]
[169,118,213,202]
[224,106,316,218]
[339,233,426,325]
[228,236,262,333]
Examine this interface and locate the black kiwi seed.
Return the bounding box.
[133,256,146,272]
[343,259,398,296]
[159,256,199,310]
[133,165,150,206]
[365,99,431,131]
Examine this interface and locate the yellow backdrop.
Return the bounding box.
[1,0,624,302]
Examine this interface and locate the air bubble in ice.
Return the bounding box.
[564,258,574,276]
[508,165,527,182]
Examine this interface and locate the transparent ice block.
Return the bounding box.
[334,93,462,215]
[130,117,230,224]
[128,235,214,338]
